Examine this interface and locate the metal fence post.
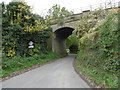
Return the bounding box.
[81,7,82,13]
[73,1,118,14]
[105,3,106,9]
[100,3,102,9]
[118,1,120,8]
[114,3,115,7]
[110,2,112,8]
[90,5,92,11]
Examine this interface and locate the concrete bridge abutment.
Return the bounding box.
[52,37,67,56]
[51,26,75,56]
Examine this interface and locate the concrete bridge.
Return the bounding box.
[50,11,94,56]
[51,19,81,56]
[50,7,118,56]
[50,10,95,56]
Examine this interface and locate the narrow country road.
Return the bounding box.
[2,54,90,88]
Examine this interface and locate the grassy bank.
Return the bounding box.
[75,59,118,88]
[1,52,61,78]
[75,9,119,88]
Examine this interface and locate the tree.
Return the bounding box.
[2,1,51,57]
[46,4,73,24]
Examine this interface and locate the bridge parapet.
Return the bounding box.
[50,1,119,25]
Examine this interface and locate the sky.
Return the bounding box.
[0,0,119,16]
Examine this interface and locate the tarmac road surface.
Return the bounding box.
[2,54,90,88]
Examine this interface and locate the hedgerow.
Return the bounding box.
[2,1,52,58]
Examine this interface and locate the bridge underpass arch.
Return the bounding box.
[52,27,74,56]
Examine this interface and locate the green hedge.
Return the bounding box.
[2,1,52,58]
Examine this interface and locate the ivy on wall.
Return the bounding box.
[2,1,52,58]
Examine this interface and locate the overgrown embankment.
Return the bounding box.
[1,1,62,78]
[75,9,119,88]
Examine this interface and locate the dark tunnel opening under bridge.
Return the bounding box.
[52,27,75,56]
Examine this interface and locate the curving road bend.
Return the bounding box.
[2,54,90,88]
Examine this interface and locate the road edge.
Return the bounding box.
[73,57,100,88]
[1,57,62,82]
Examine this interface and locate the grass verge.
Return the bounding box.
[75,58,118,88]
[1,52,61,78]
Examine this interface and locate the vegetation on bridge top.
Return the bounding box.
[49,8,119,25]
